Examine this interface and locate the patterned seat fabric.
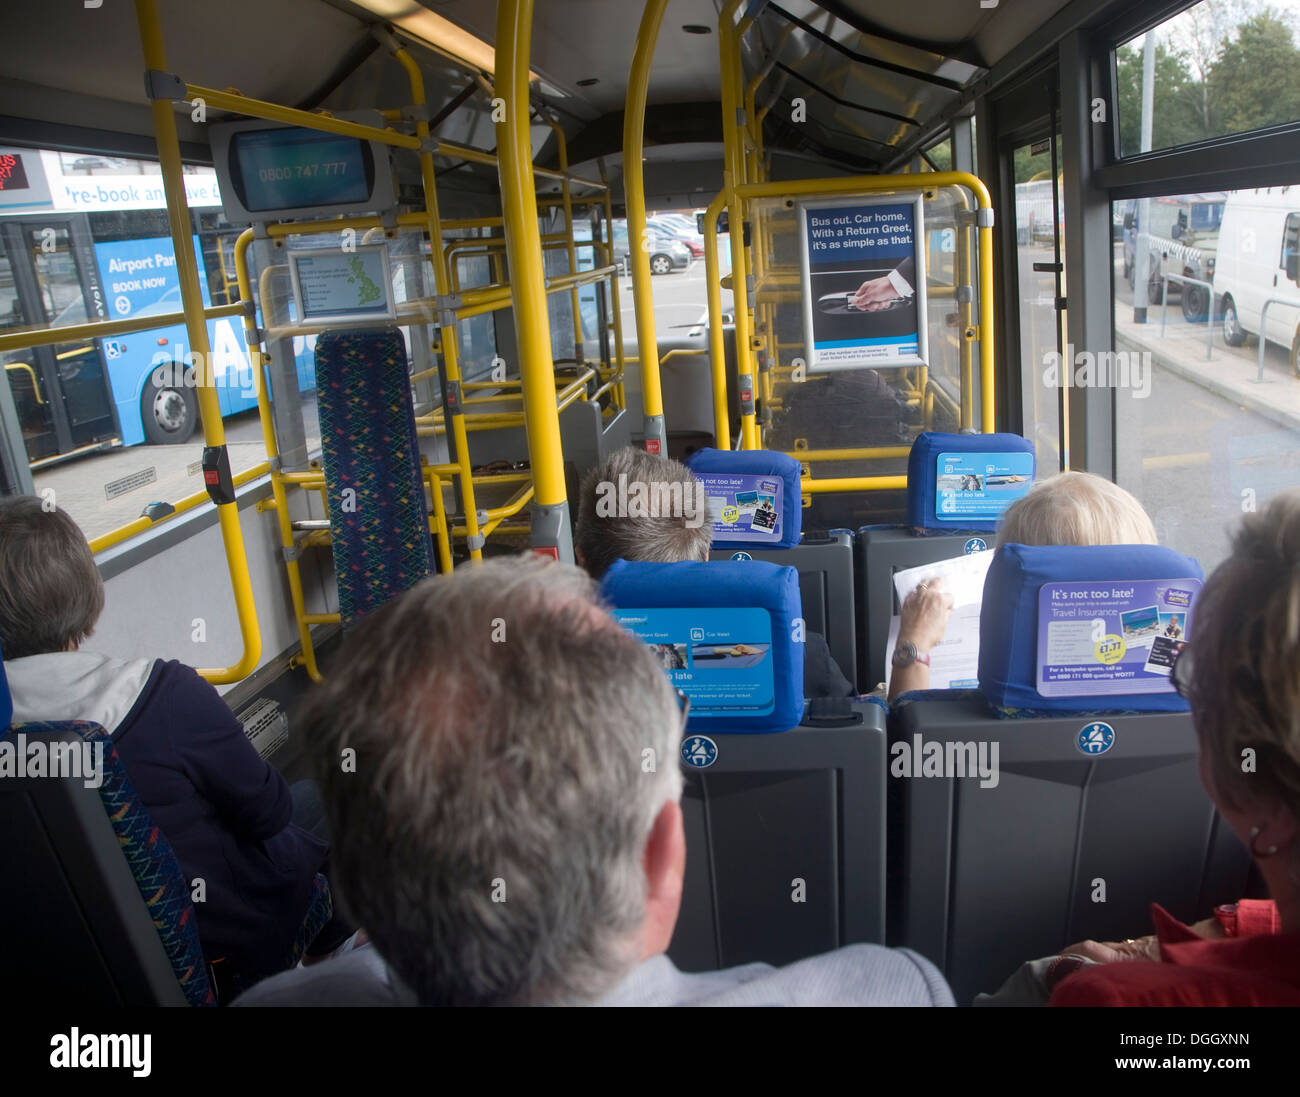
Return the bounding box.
[316,327,435,626]
[9,721,215,1007]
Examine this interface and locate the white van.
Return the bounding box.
[1212,187,1300,375]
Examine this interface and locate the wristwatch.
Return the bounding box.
[892,640,931,669]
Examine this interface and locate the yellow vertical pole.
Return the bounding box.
[134,0,260,682]
[542,115,585,367]
[233,229,321,680]
[720,0,758,449]
[956,192,974,431]
[496,0,573,558]
[390,43,484,561]
[702,192,731,449]
[979,220,995,432]
[600,167,628,412]
[623,0,671,453]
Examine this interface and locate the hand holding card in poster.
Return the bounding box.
[1036,580,1200,698]
[798,192,928,371]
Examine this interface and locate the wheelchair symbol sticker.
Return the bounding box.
[682,735,718,769]
[964,537,987,554]
[1077,721,1115,755]
[730,551,752,561]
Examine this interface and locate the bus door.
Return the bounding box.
[0,215,118,464]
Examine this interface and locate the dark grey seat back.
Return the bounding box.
[0,729,189,1006]
[712,531,857,690]
[669,699,887,971]
[889,695,1252,1004]
[855,527,983,688]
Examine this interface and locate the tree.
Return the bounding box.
[1207,9,1300,134]
[1115,40,1206,154]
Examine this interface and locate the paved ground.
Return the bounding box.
[34,396,320,543]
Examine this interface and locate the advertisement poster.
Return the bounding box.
[612,607,774,716]
[695,472,784,543]
[935,451,1035,523]
[798,193,927,371]
[1036,579,1200,698]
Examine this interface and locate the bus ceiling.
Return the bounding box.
[0,0,1096,178]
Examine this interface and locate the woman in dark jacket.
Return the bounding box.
[0,495,343,984]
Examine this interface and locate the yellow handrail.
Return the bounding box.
[135,0,260,684]
[233,228,322,681]
[495,0,571,551]
[718,0,758,449]
[0,302,244,355]
[623,0,671,451]
[3,362,43,404]
[734,171,996,434]
[393,41,486,562]
[89,461,271,555]
[702,190,732,449]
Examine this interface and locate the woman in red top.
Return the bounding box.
[1051,488,1300,1006]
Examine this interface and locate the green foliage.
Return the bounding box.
[1207,10,1300,134]
[1116,5,1300,155]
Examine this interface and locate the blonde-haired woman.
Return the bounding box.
[889,472,1158,701]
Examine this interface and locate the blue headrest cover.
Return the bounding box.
[601,558,804,734]
[0,641,10,729]
[979,543,1203,713]
[907,431,1036,531]
[685,448,802,550]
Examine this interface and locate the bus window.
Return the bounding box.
[1114,184,1300,570]
[1012,137,1065,475]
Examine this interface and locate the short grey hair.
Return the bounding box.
[1188,488,1300,834]
[996,471,1158,549]
[575,446,711,579]
[0,496,103,659]
[301,554,684,1006]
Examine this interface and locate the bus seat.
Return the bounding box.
[686,447,856,684]
[889,544,1251,1005]
[671,697,888,972]
[0,721,215,1006]
[856,431,1036,689]
[601,558,803,734]
[314,327,434,626]
[685,446,802,550]
[711,531,858,692]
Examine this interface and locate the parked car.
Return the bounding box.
[1212,188,1300,375]
[648,215,704,257]
[611,220,692,274]
[1123,193,1226,319]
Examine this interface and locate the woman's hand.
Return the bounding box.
[1058,936,1161,964]
[899,577,954,653]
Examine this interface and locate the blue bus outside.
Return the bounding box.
[93,234,316,447]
